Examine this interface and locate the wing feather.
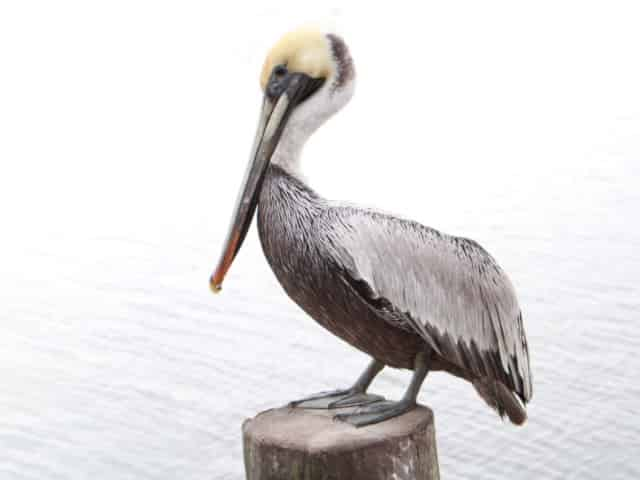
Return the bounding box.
[321,206,532,402]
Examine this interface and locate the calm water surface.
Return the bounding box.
[2,4,640,478]
[2,148,639,480]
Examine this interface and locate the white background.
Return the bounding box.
[1,1,639,479]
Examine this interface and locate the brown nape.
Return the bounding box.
[327,34,354,88]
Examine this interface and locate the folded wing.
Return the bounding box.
[321,206,532,403]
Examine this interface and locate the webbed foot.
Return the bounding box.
[333,399,416,427]
[289,388,385,409]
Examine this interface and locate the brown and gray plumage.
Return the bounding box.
[211,27,533,427]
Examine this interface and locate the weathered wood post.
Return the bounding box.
[242,405,439,480]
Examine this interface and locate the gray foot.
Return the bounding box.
[289,389,385,409]
[333,399,416,427]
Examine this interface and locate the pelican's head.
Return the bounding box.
[210,28,355,293]
[258,28,355,164]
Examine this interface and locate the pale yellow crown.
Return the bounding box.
[260,28,333,90]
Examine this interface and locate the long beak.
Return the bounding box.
[209,74,321,293]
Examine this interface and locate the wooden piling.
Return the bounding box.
[242,405,439,480]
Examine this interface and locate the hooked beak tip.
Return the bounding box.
[209,277,222,294]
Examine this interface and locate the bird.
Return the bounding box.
[210,27,532,427]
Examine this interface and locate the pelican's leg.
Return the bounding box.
[290,358,385,409]
[334,350,430,427]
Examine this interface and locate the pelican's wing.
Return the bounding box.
[321,206,532,403]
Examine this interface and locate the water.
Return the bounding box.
[2,2,640,479]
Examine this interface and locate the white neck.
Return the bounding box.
[271,79,354,177]
[270,120,307,176]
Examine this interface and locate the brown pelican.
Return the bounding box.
[211,28,532,427]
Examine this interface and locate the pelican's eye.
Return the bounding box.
[265,61,325,103]
[273,64,287,78]
[266,65,291,99]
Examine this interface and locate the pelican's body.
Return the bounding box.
[211,28,532,427]
[258,165,426,369]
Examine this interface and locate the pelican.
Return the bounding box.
[211,28,532,427]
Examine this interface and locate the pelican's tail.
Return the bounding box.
[472,378,528,426]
